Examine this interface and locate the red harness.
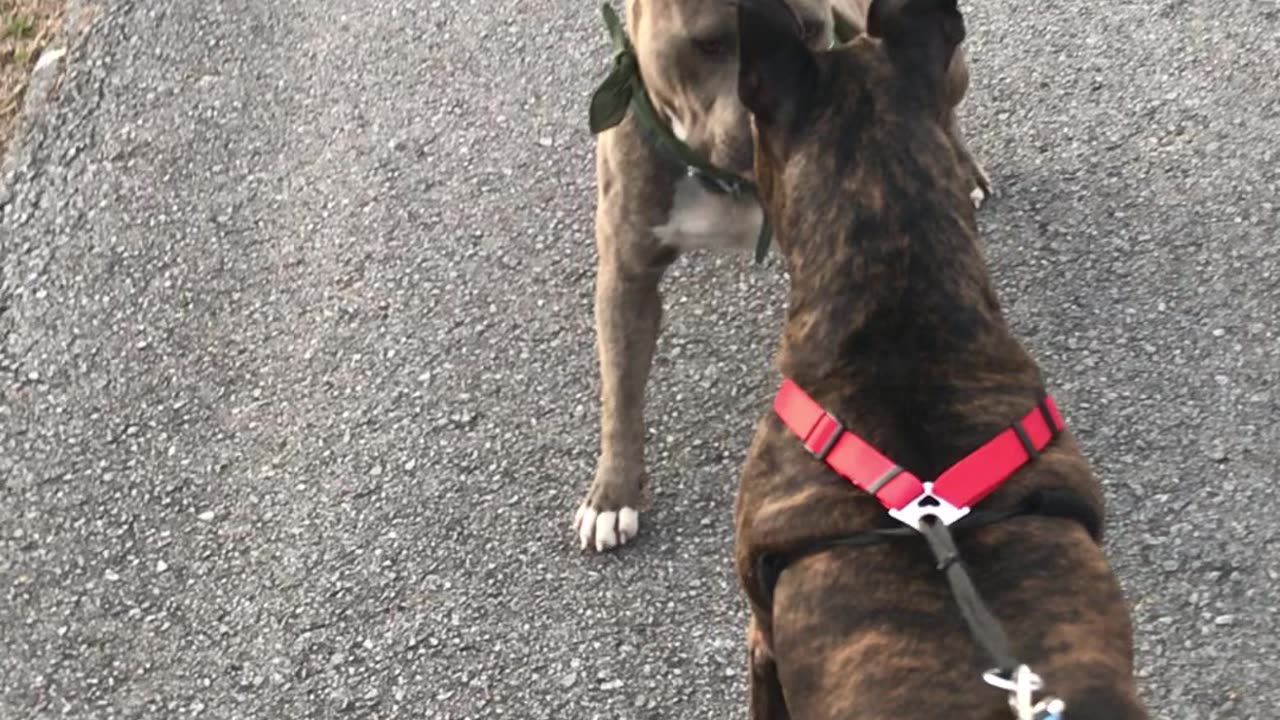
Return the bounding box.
[768,378,1078,717]
[773,378,1065,530]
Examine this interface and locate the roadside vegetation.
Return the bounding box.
[2,0,64,157]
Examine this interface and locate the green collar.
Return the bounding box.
[587,3,858,263]
[588,3,773,262]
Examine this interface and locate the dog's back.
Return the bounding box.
[760,512,1143,719]
[731,0,1148,717]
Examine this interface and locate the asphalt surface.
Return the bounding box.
[1,0,1277,718]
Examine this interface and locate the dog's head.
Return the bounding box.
[735,0,969,262]
[628,0,839,178]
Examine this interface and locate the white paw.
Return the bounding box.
[574,504,640,552]
[970,186,987,209]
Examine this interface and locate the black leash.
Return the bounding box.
[919,515,1021,674]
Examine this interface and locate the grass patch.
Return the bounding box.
[2,0,65,158]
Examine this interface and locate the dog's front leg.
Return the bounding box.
[748,616,790,720]
[574,213,673,552]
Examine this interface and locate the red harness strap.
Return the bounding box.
[773,378,1065,530]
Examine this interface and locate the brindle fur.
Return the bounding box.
[732,0,1148,717]
[579,0,990,552]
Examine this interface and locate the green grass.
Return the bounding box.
[2,1,67,156]
[3,11,37,40]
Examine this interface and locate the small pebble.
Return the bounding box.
[197,510,216,522]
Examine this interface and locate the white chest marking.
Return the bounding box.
[651,176,763,253]
[670,117,689,142]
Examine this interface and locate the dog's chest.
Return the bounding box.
[651,176,763,253]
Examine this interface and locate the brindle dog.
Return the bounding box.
[576,0,991,552]
[731,0,1148,717]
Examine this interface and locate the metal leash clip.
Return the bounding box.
[983,665,1066,720]
[1030,697,1067,720]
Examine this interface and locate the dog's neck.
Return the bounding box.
[773,185,1038,443]
[772,197,1047,475]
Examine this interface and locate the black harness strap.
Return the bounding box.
[754,488,1102,612]
[755,489,1100,684]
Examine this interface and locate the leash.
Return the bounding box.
[762,378,1093,719]
[919,518,1067,720]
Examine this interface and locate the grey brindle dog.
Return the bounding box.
[575,0,991,551]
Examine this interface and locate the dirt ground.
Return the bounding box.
[1,0,64,158]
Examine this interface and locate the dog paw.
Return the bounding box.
[574,463,646,552]
[970,185,988,209]
[575,503,640,552]
[969,164,993,209]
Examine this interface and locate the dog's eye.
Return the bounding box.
[692,34,734,57]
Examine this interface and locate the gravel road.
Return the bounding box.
[2,0,1277,718]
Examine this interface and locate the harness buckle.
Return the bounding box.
[887,482,970,530]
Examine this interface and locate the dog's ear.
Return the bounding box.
[866,0,964,77]
[736,0,818,128]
